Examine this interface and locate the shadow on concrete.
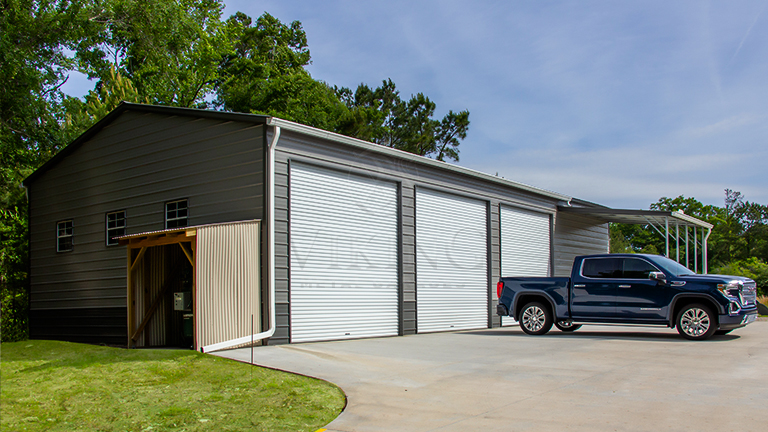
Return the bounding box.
[460,328,741,342]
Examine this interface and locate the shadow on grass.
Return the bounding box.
[7,340,211,373]
[460,328,741,342]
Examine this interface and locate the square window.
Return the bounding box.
[166,199,188,229]
[57,220,73,252]
[106,210,126,246]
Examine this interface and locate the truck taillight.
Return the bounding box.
[496,281,504,299]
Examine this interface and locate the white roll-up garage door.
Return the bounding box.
[416,188,488,333]
[500,206,551,325]
[290,163,399,343]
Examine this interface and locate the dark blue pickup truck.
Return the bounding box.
[496,254,759,340]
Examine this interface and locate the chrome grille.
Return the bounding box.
[740,282,757,307]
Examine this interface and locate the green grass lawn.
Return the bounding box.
[1,340,345,432]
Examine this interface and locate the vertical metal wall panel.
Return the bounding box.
[147,246,166,346]
[416,188,488,333]
[500,206,551,325]
[552,212,609,277]
[290,163,399,343]
[130,246,166,347]
[195,221,261,349]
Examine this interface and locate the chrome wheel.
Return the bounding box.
[676,303,716,340]
[680,307,710,337]
[522,306,546,332]
[519,301,553,335]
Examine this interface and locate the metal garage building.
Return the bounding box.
[22,103,711,350]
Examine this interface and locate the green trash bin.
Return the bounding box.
[183,314,194,339]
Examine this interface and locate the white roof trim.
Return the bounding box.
[671,211,714,229]
[117,219,261,241]
[267,117,572,202]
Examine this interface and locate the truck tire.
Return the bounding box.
[519,302,553,335]
[676,303,716,340]
[555,320,582,332]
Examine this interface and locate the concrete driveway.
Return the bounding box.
[215,322,768,432]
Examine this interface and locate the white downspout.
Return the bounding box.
[202,124,281,353]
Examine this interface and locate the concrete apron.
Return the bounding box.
[214,323,768,432]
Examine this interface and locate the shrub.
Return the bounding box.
[0,283,28,342]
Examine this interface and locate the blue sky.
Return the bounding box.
[62,1,768,209]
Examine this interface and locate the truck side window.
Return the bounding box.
[622,258,659,279]
[581,258,621,278]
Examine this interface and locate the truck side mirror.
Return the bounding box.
[649,271,666,283]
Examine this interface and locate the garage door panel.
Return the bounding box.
[290,163,399,343]
[416,189,488,333]
[500,206,551,325]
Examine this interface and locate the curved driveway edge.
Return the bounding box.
[214,323,768,432]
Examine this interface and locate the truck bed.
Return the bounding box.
[497,277,570,320]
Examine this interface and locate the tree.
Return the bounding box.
[336,79,470,161]
[76,0,238,108]
[0,0,111,341]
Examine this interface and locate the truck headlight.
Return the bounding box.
[717,280,742,299]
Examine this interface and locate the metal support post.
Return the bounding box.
[675,221,679,263]
[694,227,698,273]
[703,228,711,274]
[665,217,669,258]
[685,226,689,269]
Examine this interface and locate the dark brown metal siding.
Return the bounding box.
[28,111,265,344]
[552,212,609,277]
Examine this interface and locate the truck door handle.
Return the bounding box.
[619,285,631,288]
[574,284,585,288]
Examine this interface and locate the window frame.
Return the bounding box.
[579,256,661,280]
[165,199,189,229]
[56,219,74,252]
[105,210,127,246]
[580,257,622,279]
[621,257,662,280]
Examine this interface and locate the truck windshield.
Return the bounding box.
[652,256,695,276]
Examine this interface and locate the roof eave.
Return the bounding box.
[267,117,572,202]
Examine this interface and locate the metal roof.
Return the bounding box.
[267,117,572,202]
[557,206,713,229]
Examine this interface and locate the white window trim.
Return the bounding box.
[106,210,126,246]
[57,220,74,252]
[165,199,189,229]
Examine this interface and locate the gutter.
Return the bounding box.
[201,124,281,352]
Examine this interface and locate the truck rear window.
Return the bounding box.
[581,258,621,278]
